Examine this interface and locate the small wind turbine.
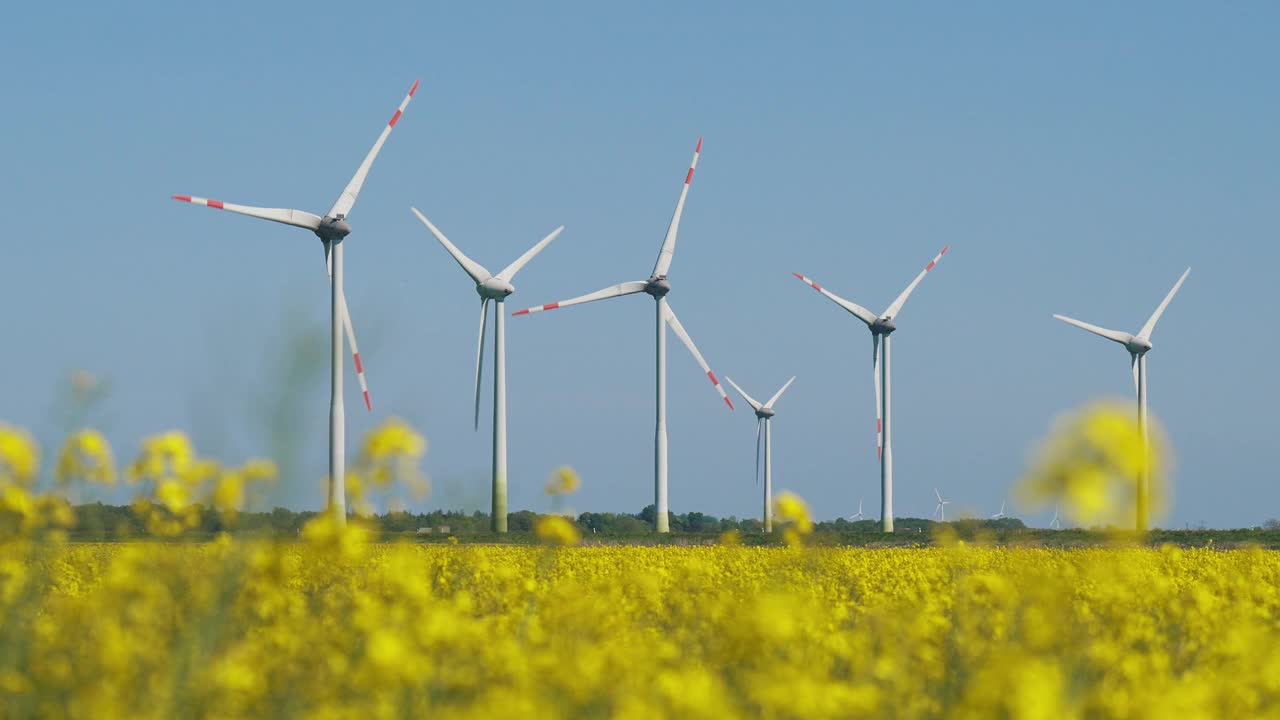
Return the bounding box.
[173,80,420,525]
[1053,267,1190,531]
[991,501,1007,520]
[1049,505,1062,530]
[514,138,734,533]
[848,499,865,522]
[794,246,949,532]
[411,209,564,533]
[724,376,795,533]
[932,488,950,522]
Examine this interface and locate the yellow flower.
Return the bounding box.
[545,466,581,496]
[1018,400,1169,527]
[56,429,116,487]
[535,515,580,546]
[774,491,813,546]
[0,424,40,487]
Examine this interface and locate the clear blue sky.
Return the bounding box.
[2,2,1276,527]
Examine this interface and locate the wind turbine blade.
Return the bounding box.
[792,273,876,326]
[935,487,943,503]
[172,196,323,231]
[764,376,796,410]
[411,208,493,284]
[662,302,733,410]
[881,245,949,320]
[511,281,647,316]
[1137,267,1191,340]
[724,376,763,412]
[496,226,565,281]
[873,335,882,459]
[340,293,371,411]
[324,241,333,278]
[1130,353,1139,397]
[474,299,489,431]
[754,419,762,487]
[1052,314,1133,346]
[328,79,420,219]
[652,137,701,278]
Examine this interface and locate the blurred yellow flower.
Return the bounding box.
[774,491,813,546]
[128,431,195,485]
[0,424,40,487]
[56,429,116,487]
[544,466,581,496]
[1018,400,1168,527]
[534,515,580,546]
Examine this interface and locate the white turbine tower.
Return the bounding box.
[513,138,734,532]
[173,80,420,525]
[1053,267,1190,532]
[411,209,564,533]
[724,376,795,533]
[991,501,1007,520]
[933,488,950,522]
[794,246,949,532]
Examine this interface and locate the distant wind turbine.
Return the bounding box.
[991,501,1007,520]
[933,488,950,522]
[1053,267,1190,531]
[724,376,795,533]
[848,499,865,522]
[1050,505,1062,530]
[513,138,733,532]
[172,80,420,525]
[794,246,949,531]
[411,209,564,533]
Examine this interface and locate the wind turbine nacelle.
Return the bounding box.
[755,407,776,419]
[871,317,897,334]
[315,216,353,242]
[478,278,515,299]
[1126,337,1153,354]
[644,276,672,298]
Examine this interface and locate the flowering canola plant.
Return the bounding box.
[0,538,1279,718]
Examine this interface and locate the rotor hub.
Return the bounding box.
[315,216,352,243]
[1126,337,1153,355]
[644,276,672,298]
[755,408,776,420]
[871,317,897,335]
[478,278,516,299]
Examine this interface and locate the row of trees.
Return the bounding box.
[69,502,1027,538]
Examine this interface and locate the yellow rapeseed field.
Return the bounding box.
[1,404,1276,718]
[2,537,1280,718]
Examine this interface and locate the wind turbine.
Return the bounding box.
[724,376,795,533]
[1053,267,1190,532]
[933,488,950,522]
[793,246,949,532]
[411,208,564,533]
[172,80,420,525]
[1049,505,1062,530]
[991,501,1007,520]
[513,137,733,532]
[848,499,865,522]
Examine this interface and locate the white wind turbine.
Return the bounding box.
[848,499,865,522]
[932,488,950,522]
[513,138,734,532]
[1053,267,1190,532]
[173,80,420,525]
[991,501,1007,520]
[411,209,564,533]
[794,246,949,532]
[1049,505,1062,530]
[724,376,795,533]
